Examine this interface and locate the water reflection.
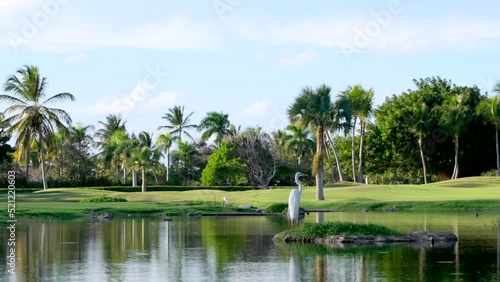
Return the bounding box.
[0,213,498,281]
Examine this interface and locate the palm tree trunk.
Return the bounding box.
[453,136,459,179]
[496,129,499,177]
[39,133,48,190]
[351,116,357,182]
[132,169,137,187]
[326,131,345,181]
[166,148,170,182]
[25,151,29,184]
[357,120,365,183]
[419,135,428,184]
[316,128,325,200]
[323,140,336,183]
[116,166,120,184]
[141,168,147,192]
[123,168,127,185]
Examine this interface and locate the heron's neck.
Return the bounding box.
[297,181,303,193]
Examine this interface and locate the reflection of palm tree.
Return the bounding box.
[0,65,75,190]
[158,105,197,142]
[289,253,300,282]
[288,85,333,200]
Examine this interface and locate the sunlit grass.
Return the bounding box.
[6,176,500,220]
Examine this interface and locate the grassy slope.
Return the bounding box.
[6,177,500,219]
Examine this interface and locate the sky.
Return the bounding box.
[0,0,499,141]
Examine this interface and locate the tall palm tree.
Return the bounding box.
[70,122,94,179]
[0,65,75,190]
[95,114,126,153]
[131,132,161,192]
[53,131,68,182]
[409,101,430,183]
[158,105,197,142]
[285,123,315,165]
[476,86,500,176]
[287,84,333,200]
[438,93,471,179]
[337,85,372,182]
[198,111,231,145]
[156,133,175,182]
[272,129,291,160]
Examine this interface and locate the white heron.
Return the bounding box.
[288,172,308,226]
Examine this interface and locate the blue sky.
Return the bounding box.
[1,0,499,140]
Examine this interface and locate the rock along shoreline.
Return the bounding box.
[274,231,458,247]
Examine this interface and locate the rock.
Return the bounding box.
[238,205,254,209]
[162,218,172,222]
[97,213,113,220]
[255,208,265,214]
[127,213,136,217]
[362,208,369,213]
[407,231,458,242]
[385,206,397,212]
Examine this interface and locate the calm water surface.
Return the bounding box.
[1,212,499,281]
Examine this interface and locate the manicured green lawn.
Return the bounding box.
[5,177,500,220]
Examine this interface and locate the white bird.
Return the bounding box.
[288,172,308,226]
[222,197,229,206]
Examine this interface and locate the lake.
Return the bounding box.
[1,212,499,281]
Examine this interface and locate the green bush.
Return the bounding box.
[275,221,403,241]
[265,203,289,213]
[481,169,498,177]
[80,196,128,203]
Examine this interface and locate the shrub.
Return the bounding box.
[265,203,289,213]
[80,196,127,203]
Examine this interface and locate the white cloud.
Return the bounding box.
[63,53,86,63]
[278,50,316,66]
[244,100,271,117]
[255,52,266,61]
[140,91,178,112]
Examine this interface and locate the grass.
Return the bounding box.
[273,222,403,241]
[4,176,500,220]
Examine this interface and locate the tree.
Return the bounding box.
[172,140,199,186]
[284,123,315,165]
[201,142,246,186]
[409,101,430,183]
[476,87,500,176]
[131,132,161,192]
[229,128,277,189]
[337,85,373,182]
[0,65,75,190]
[288,84,333,200]
[158,105,197,142]
[437,92,472,179]
[198,111,231,146]
[156,133,175,182]
[70,122,94,180]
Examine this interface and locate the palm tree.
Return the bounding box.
[70,122,94,179]
[156,133,175,182]
[131,132,161,192]
[409,101,430,183]
[53,131,68,182]
[337,85,372,182]
[158,105,197,141]
[95,114,126,152]
[0,65,75,190]
[476,86,500,176]
[438,93,472,179]
[198,111,231,145]
[285,123,315,165]
[287,84,333,200]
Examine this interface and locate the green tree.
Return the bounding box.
[0,65,75,190]
[285,123,315,165]
[288,84,333,200]
[172,140,199,186]
[436,92,472,179]
[201,142,246,186]
[70,122,94,180]
[158,105,197,141]
[198,111,231,146]
[156,133,175,182]
[337,84,373,182]
[476,87,500,176]
[131,132,161,192]
[409,101,430,183]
